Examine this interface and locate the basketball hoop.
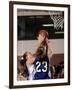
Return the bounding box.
[49,11,64,30]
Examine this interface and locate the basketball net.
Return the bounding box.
[49,11,64,30]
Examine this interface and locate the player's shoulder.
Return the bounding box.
[43,55,49,62]
[34,56,40,63]
[43,55,48,59]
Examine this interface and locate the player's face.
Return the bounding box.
[26,52,34,64]
[27,52,33,59]
[37,34,45,44]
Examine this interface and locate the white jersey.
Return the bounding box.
[26,63,35,80]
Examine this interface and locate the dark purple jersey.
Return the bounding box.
[34,55,50,80]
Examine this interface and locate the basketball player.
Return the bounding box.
[33,30,52,79]
[22,52,36,80]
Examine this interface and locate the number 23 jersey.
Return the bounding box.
[34,55,50,80]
